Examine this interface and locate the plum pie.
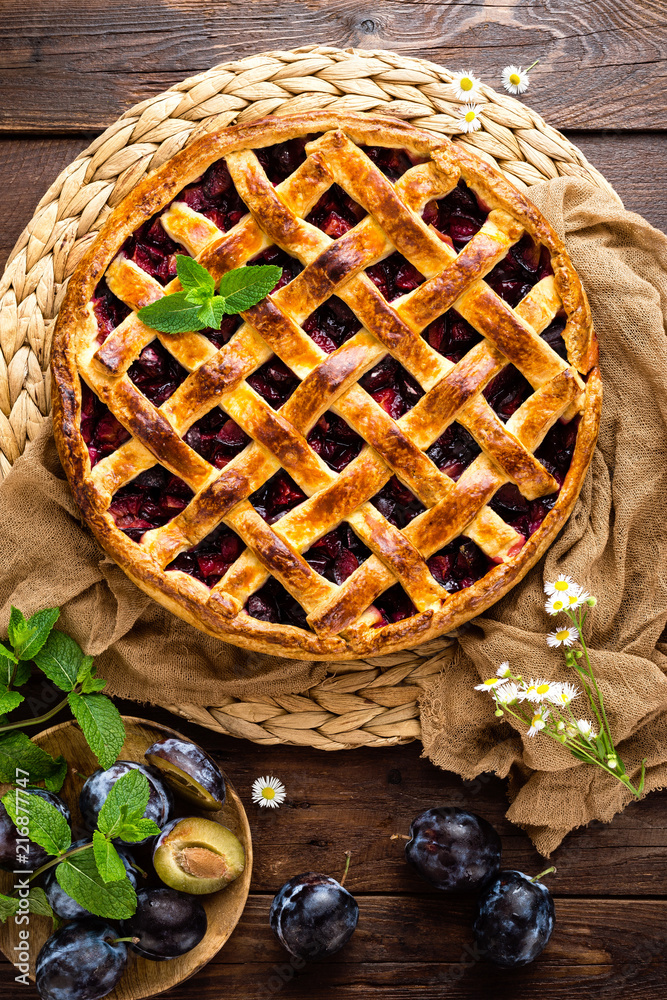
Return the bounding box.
[52,111,601,659]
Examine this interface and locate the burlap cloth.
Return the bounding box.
[2,176,667,855]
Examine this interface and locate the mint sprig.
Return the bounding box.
[0,769,161,921]
[137,255,282,334]
[0,606,126,775]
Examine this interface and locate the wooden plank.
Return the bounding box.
[1,0,666,131]
[94,703,667,900]
[1,132,666,278]
[2,896,666,997]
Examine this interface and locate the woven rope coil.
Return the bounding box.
[0,45,617,748]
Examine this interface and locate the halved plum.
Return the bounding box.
[145,738,226,811]
[153,817,245,894]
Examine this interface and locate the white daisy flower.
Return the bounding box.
[576,719,596,741]
[451,70,482,101]
[456,104,483,134]
[544,575,577,597]
[520,678,554,703]
[564,586,590,609]
[251,775,286,809]
[545,594,568,616]
[546,626,579,648]
[475,676,503,692]
[494,682,521,705]
[548,681,580,707]
[496,661,512,679]
[527,705,550,737]
[501,60,538,95]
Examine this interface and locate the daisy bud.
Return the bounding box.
[586,596,597,607]
[495,708,504,717]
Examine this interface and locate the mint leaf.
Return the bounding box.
[67,693,125,770]
[0,893,19,922]
[7,606,25,648]
[1,653,31,688]
[2,787,71,856]
[218,264,282,313]
[97,768,149,839]
[92,831,127,884]
[0,731,67,789]
[43,756,69,794]
[33,630,83,692]
[0,690,23,715]
[8,607,60,661]
[184,286,213,307]
[137,292,206,334]
[118,817,161,842]
[56,850,137,920]
[176,254,215,296]
[0,642,17,664]
[196,297,224,330]
[26,887,53,919]
[76,656,106,694]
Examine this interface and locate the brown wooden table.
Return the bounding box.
[2,3,667,997]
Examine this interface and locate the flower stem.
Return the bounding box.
[524,59,540,72]
[340,851,352,887]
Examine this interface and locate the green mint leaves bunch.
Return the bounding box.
[137,255,282,335]
[0,607,125,791]
[0,769,160,922]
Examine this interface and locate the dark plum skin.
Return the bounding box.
[144,737,226,810]
[121,886,207,960]
[0,790,71,872]
[79,761,174,842]
[35,919,128,1000]
[42,841,138,919]
[405,807,501,893]
[270,873,359,961]
[473,870,555,968]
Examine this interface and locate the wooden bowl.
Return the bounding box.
[0,716,253,998]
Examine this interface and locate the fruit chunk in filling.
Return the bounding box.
[92,279,131,345]
[80,381,130,467]
[166,524,244,589]
[128,341,188,406]
[422,179,490,250]
[184,408,249,469]
[109,467,194,542]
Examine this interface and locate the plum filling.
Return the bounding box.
[366,252,425,302]
[303,297,359,354]
[359,145,415,181]
[184,408,249,469]
[92,279,131,344]
[247,357,299,408]
[371,585,417,627]
[109,467,193,542]
[422,179,489,251]
[250,471,306,524]
[304,524,370,585]
[80,381,130,467]
[424,310,482,363]
[166,524,244,589]
[371,476,425,528]
[178,159,247,234]
[306,183,366,239]
[307,412,363,471]
[247,578,310,630]
[255,136,313,184]
[201,314,243,350]
[486,233,553,308]
[427,423,481,481]
[128,340,188,406]
[428,537,494,594]
[360,356,424,418]
[122,215,182,286]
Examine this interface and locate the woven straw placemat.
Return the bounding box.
[0,45,618,749]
